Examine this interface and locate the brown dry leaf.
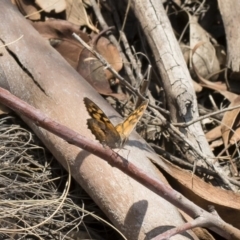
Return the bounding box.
[230,127,240,145]
[192,43,239,103]
[65,0,97,32]
[36,0,66,13]
[13,0,40,20]
[151,157,240,229]
[221,96,240,147]
[32,19,89,69]
[91,34,123,80]
[78,43,125,100]
[206,125,222,142]
[77,33,123,99]
[190,15,220,80]
[32,19,125,100]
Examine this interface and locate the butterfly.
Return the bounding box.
[83,97,148,148]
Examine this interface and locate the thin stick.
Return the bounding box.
[174,104,240,127]
[89,0,136,85]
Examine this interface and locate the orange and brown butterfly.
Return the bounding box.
[83,97,148,148]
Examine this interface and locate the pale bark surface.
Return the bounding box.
[218,0,240,72]
[0,1,197,239]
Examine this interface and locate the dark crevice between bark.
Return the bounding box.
[0,38,48,96]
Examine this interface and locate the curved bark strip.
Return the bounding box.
[0,1,196,239]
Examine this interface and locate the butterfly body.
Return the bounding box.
[84,97,148,148]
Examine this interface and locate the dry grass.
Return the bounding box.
[0,114,123,240]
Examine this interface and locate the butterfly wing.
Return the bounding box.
[83,97,122,148]
[115,100,148,146]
